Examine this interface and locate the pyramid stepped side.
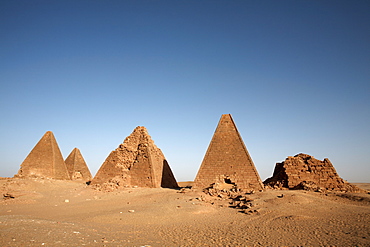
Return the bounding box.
[264,153,363,192]
[91,150,131,185]
[130,143,156,187]
[194,114,263,190]
[92,126,178,188]
[130,138,178,188]
[91,128,144,185]
[65,148,77,178]
[17,131,70,180]
[131,128,178,188]
[65,148,92,181]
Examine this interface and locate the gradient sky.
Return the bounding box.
[1,0,369,182]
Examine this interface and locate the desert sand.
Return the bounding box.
[1,178,369,246]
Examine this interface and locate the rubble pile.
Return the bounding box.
[187,182,260,215]
[264,153,363,193]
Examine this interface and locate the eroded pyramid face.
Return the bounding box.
[263,153,363,192]
[91,126,178,189]
[17,131,70,180]
[194,114,263,190]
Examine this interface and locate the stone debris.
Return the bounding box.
[3,193,15,200]
[177,188,191,193]
[65,148,92,181]
[194,114,264,191]
[15,131,70,180]
[192,183,259,215]
[91,126,178,190]
[264,153,364,193]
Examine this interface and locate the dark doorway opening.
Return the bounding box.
[224,178,233,184]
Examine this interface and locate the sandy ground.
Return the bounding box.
[1,178,369,246]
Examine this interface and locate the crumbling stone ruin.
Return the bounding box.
[65,148,92,181]
[16,131,70,180]
[179,183,260,215]
[91,126,178,190]
[194,114,264,191]
[264,153,363,192]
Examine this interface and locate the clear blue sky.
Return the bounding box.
[1,0,369,182]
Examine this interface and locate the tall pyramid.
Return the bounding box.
[91,126,178,188]
[194,114,263,190]
[65,148,92,181]
[16,131,70,180]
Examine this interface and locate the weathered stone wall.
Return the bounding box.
[130,143,156,187]
[194,114,263,191]
[16,131,70,180]
[91,126,178,189]
[65,148,92,181]
[264,153,363,192]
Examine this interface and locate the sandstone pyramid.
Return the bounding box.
[16,131,70,180]
[91,126,178,189]
[65,148,92,181]
[264,153,363,192]
[194,114,263,190]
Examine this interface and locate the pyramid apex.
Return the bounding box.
[133,126,148,133]
[220,114,234,120]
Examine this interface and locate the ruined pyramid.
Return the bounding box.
[16,131,70,180]
[194,114,263,190]
[91,126,178,189]
[264,153,363,192]
[65,148,92,181]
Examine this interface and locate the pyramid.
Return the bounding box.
[65,148,92,181]
[91,126,178,188]
[194,114,263,190]
[16,131,70,180]
[264,153,364,192]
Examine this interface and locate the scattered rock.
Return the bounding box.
[196,183,258,214]
[3,193,15,199]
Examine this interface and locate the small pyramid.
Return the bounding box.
[91,126,178,189]
[65,148,92,181]
[17,131,70,180]
[194,114,263,190]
